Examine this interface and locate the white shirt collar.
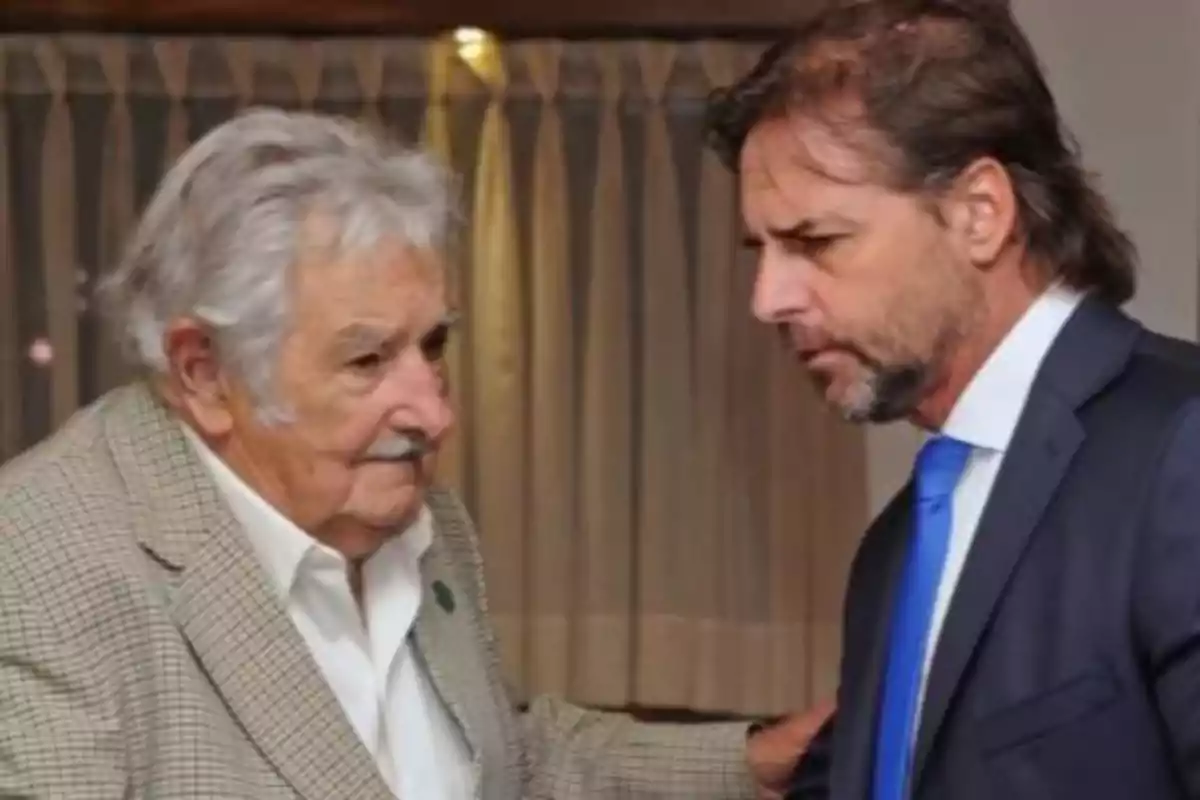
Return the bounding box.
[941,284,1085,453]
[179,423,433,600]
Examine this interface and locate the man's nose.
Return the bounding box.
[752,252,811,324]
[389,350,454,442]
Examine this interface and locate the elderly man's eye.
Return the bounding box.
[420,325,450,362]
[347,352,384,372]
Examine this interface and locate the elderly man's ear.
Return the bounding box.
[162,318,234,436]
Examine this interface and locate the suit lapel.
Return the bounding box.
[910,391,1082,781]
[410,508,483,774]
[105,385,392,800]
[910,298,1140,785]
[834,485,915,800]
[172,526,394,800]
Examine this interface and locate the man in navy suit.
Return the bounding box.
[706,1,1200,798]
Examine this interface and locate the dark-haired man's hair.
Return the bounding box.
[705,0,1136,304]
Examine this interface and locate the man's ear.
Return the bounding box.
[162,318,234,436]
[940,156,1018,269]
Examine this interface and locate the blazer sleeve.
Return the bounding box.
[785,713,834,799]
[429,488,757,800]
[1134,399,1200,797]
[0,564,126,798]
[519,695,756,800]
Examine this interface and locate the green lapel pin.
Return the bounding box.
[432,580,456,614]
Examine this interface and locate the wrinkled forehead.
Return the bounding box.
[289,236,450,340]
[737,114,890,228]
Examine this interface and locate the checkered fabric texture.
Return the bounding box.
[0,383,756,799]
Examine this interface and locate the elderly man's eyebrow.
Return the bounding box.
[418,311,459,348]
[332,323,395,353]
[333,312,460,353]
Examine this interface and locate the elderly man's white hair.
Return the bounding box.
[99,107,457,422]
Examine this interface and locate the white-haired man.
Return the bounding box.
[0,108,827,799]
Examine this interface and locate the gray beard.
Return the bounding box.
[840,361,929,424]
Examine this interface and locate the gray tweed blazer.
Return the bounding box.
[0,383,754,799]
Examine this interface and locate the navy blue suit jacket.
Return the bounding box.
[789,297,1200,799]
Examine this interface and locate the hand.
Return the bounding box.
[746,699,836,800]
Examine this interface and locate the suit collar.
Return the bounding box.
[909,296,1141,786]
[179,419,434,609]
[103,383,223,570]
[1028,295,1143,409]
[941,284,1084,453]
[102,383,394,800]
[177,419,315,598]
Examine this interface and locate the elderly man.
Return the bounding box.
[0,109,824,799]
[707,1,1200,799]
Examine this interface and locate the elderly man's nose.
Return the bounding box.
[391,354,453,441]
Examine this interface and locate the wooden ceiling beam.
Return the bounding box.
[2,0,804,36]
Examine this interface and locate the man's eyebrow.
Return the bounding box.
[422,310,458,333]
[741,214,857,247]
[333,312,460,352]
[768,219,821,240]
[332,323,394,352]
[742,219,817,248]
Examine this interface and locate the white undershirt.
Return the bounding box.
[915,284,1085,718]
[183,427,475,799]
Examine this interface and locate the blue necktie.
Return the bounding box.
[872,436,971,800]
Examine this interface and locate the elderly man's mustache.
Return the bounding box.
[362,432,431,462]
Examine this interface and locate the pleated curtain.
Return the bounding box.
[0,33,867,716]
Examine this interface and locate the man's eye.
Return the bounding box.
[420,326,450,362]
[347,352,384,372]
[800,234,840,254]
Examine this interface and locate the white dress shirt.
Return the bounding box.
[182,427,475,800]
[915,284,1085,716]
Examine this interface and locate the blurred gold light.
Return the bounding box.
[452,26,492,67]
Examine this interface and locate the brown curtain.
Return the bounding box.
[0,33,866,716]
